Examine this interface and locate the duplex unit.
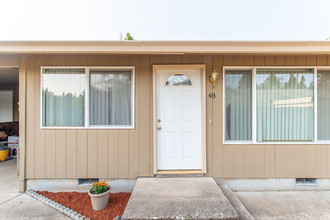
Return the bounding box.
[0,41,330,191]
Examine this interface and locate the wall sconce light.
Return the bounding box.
[210,69,219,86]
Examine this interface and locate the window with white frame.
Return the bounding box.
[41,67,134,128]
[225,69,252,141]
[224,67,330,143]
[317,70,330,140]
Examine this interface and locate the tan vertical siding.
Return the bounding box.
[129,55,140,178]
[66,130,77,178]
[25,55,35,178]
[203,55,213,176]
[264,144,275,177]
[56,130,67,178]
[108,130,119,178]
[24,54,330,179]
[139,55,151,176]
[77,130,88,178]
[34,55,47,178]
[212,55,224,178]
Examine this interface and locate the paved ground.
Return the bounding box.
[0,159,20,204]
[0,193,70,220]
[0,159,70,219]
[236,191,330,220]
[122,177,238,220]
[2,159,330,219]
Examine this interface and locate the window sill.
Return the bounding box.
[41,126,135,130]
[223,141,330,145]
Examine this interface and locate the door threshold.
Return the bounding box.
[157,170,204,175]
[156,170,205,177]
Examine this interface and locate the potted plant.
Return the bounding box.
[88,181,111,211]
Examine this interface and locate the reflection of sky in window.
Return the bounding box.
[43,74,85,96]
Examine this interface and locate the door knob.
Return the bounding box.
[157,126,162,130]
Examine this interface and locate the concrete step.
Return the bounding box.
[122,177,238,220]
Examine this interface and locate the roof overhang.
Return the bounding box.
[0,41,330,55]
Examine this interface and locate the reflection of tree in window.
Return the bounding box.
[317,70,330,140]
[43,88,85,126]
[256,69,314,142]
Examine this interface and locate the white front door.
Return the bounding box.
[156,69,202,170]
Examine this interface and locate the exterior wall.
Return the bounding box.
[24,54,330,179]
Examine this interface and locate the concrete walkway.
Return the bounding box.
[0,159,20,204]
[0,159,69,219]
[122,177,238,220]
[236,191,330,220]
[0,193,71,219]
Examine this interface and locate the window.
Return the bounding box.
[225,70,252,141]
[318,70,330,140]
[224,67,330,144]
[89,70,132,126]
[41,67,134,128]
[166,74,192,86]
[256,69,314,142]
[42,68,85,127]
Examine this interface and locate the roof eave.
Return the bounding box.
[0,41,329,54]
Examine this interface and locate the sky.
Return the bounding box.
[0,0,329,41]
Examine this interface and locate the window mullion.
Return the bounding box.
[252,67,257,144]
[314,67,318,143]
[85,67,90,128]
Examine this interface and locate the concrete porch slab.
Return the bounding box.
[122,177,238,220]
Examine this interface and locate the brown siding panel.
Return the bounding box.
[97,130,108,178]
[25,55,35,179]
[23,54,330,180]
[66,130,77,178]
[55,130,67,178]
[204,55,213,176]
[128,55,140,178]
[139,55,151,176]
[76,130,88,178]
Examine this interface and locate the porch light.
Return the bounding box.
[210,69,219,86]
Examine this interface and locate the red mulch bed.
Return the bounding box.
[37,191,131,220]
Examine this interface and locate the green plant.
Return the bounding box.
[125,33,134,40]
[91,181,109,194]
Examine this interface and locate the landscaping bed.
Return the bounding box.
[37,191,131,220]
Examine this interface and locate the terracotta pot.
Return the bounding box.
[88,188,111,211]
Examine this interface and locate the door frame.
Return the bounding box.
[152,64,207,174]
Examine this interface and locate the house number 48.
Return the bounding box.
[208,93,216,99]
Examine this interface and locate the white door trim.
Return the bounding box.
[153,65,207,174]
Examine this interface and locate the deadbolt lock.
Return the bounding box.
[158,119,161,123]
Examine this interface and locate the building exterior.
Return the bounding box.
[1,41,330,192]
